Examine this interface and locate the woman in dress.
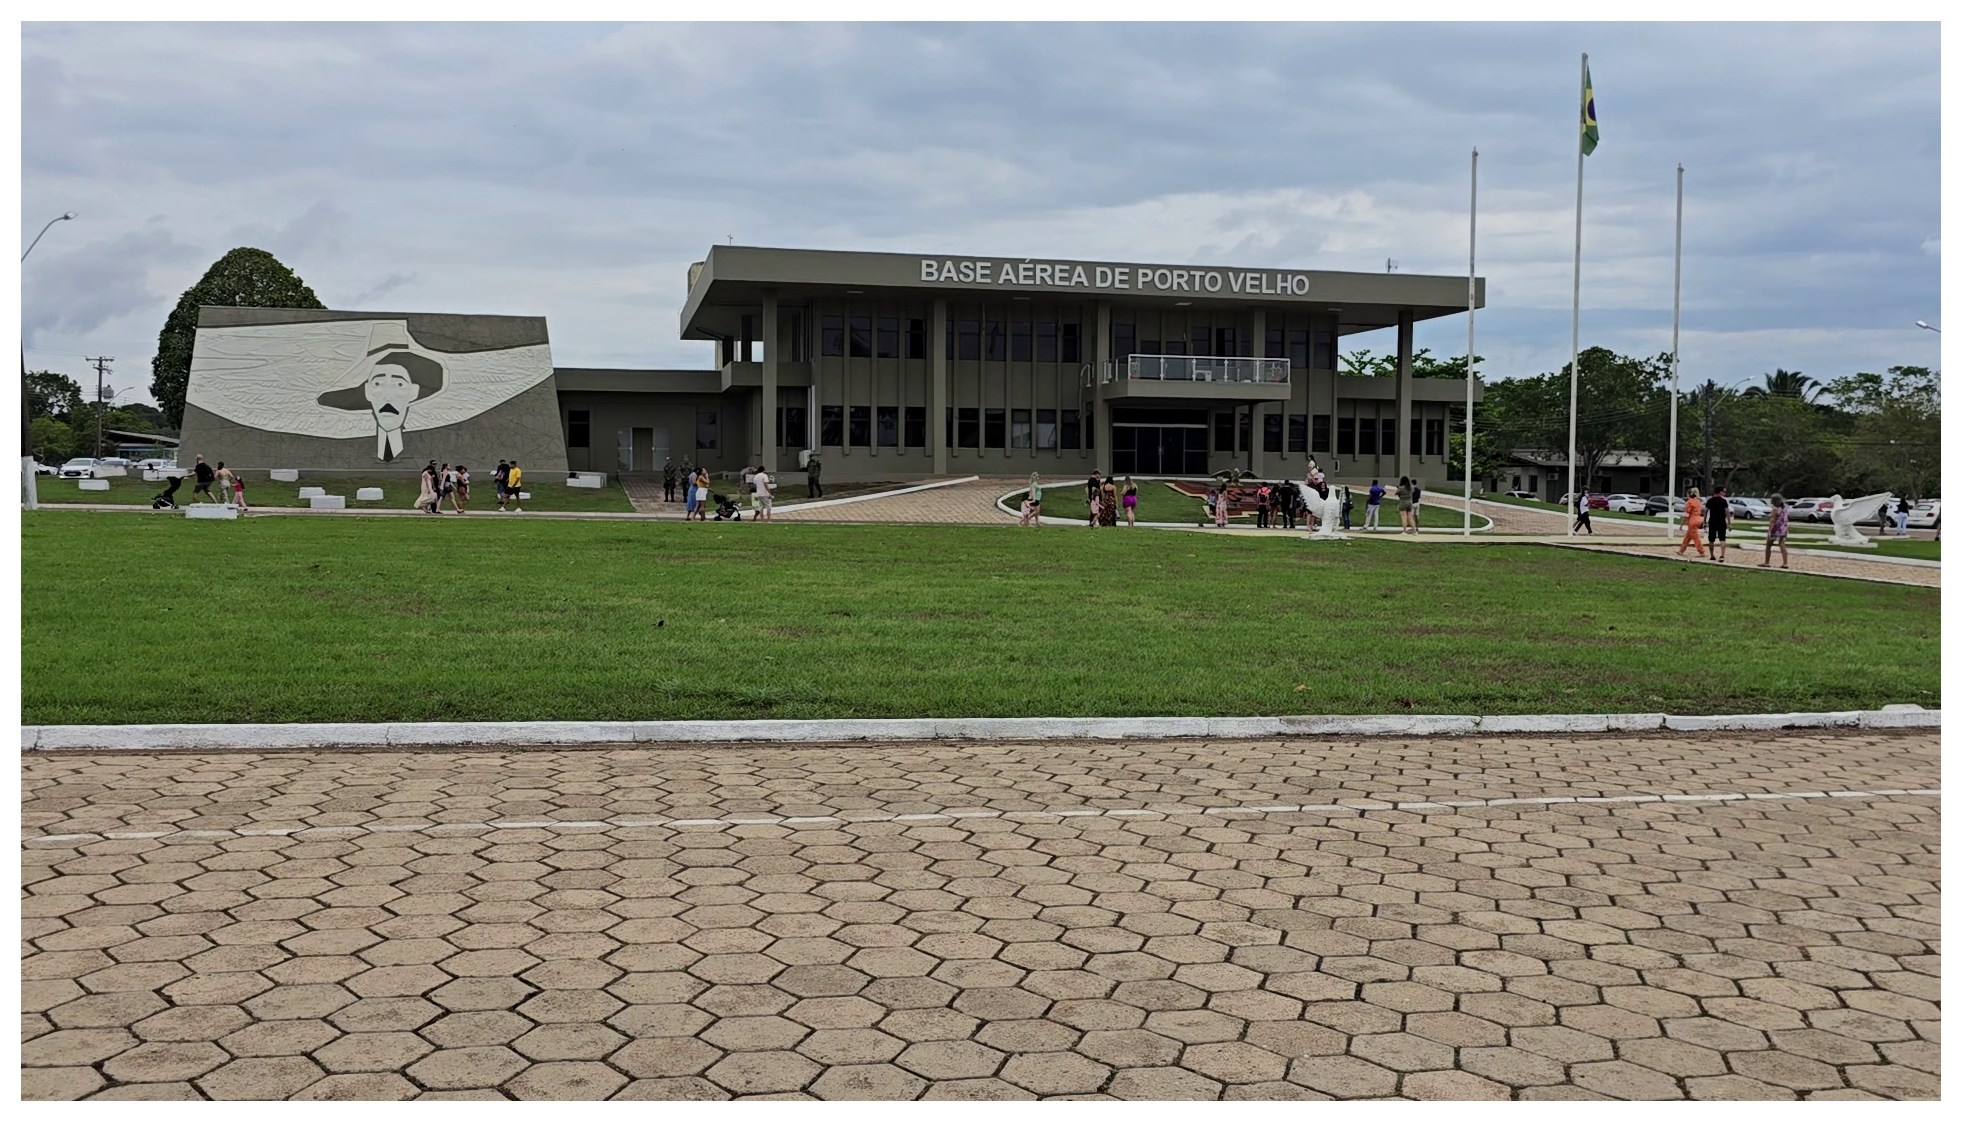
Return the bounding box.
[1099,478,1119,527]
[1121,477,1138,526]
[452,465,469,513]
[1760,493,1791,569]
[416,464,438,514]
[1213,485,1229,528]
[1676,487,1706,557]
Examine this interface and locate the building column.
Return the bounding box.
[1395,311,1414,481]
[1251,310,1270,467]
[930,298,949,476]
[759,293,778,474]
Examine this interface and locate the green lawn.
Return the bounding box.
[20,512,1938,725]
[38,471,635,513]
[1799,538,1942,561]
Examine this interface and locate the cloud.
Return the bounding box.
[344,271,420,308]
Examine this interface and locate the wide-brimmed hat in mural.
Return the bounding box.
[315,323,449,461]
[183,318,554,462]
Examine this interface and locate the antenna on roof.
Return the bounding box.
[727,234,735,245]
[1386,258,1399,273]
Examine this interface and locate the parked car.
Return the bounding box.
[1604,493,1646,513]
[1645,495,1686,515]
[1907,501,1940,530]
[99,456,133,469]
[1727,497,1770,520]
[32,460,58,476]
[57,457,101,479]
[134,457,178,473]
[1788,498,1832,523]
[1557,493,1610,510]
[1502,489,1538,500]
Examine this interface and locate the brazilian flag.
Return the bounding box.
[1581,59,1599,155]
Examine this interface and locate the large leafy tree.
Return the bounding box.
[1823,366,1940,500]
[1340,348,1483,379]
[25,369,84,421]
[151,247,325,427]
[1485,347,1671,492]
[1743,367,1822,403]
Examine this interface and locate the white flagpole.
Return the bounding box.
[1465,147,1478,537]
[1566,52,1586,535]
[1667,164,1683,539]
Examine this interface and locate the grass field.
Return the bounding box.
[21,511,1938,724]
[38,471,636,513]
[1799,538,1942,561]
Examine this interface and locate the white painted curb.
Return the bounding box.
[20,707,1937,752]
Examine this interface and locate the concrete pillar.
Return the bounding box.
[930,298,949,476]
[1395,311,1414,482]
[1251,310,1270,467]
[760,294,778,474]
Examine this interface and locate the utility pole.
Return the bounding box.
[87,356,114,458]
[1701,378,1715,494]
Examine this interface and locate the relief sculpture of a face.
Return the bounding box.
[316,323,446,461]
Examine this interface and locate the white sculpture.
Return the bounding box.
[1827,492,1895,547]
[1292,482,1347,540]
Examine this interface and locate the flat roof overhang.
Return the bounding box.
[679,246,1484,342]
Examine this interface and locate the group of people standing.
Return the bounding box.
[1362,476,1422,532]
[663,458,785,522]
[410,458,523,514]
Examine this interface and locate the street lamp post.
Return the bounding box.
[22,211,77,511]
[1914,320,1940,334]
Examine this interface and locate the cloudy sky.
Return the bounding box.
[18,21,1942,408]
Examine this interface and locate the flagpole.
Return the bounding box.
[1566,51,1586,536]
[1465,147,1478,537]
[1667,163,1683,539]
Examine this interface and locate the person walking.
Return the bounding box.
[191,455,220,504]
[1254,483,1271,529]
[1676,487,1707,557]
[215,461,249,513]
[494,460,510,511]
[1100,477,1119,527]
[1760,494,1791,569]
[1895,495,1912,536]
[1023,473,1043,528]
[692,467,711,521]
[1572,490,1594,534]
[662,457,678,503]
[1705,485,1731,562]
[1409,477,1423,531]
[1364,479,1384,531]
[806,453,823,499]
[416,461,439,513]
[506,460,523,512]
[1121,477,1138,526]
[439,462,456,512]
[452,464,470,513]
[1212,485,1229,528]
[752,466,774,522]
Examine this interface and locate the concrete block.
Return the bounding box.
[269,469,300,482]
[186,504,239,520]
[355,487,385,501]
[567,473,605,489]
[308,495,346,509]
[96,465,127,477]
[77,479,110,491]
[519,491,532,500]
[142,470,169,482]
[297,486,326,498]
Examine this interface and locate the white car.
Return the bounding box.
[1907,501,1940,530]
[1604,493,1646,513]
[134,457,178,472]
[1727,497,1770,520]
[57,457,101,479]
[100,456,133,469]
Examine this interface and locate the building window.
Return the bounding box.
[1010,409,1032,449]
[1035,322,1057,362]
[1141,337,1160,356]
[1312,414,1331,453]
[1061,323,1081,363]
[566,409,590,449]
[904,406,925,448]
[1114,323,1136,363]
[1287,413,1307,454]
[849,315,872,359]
[1312,330,1336,369]
[1219,327,1240,357]
[1411,418,1423,459]
[983,407,1006,449]
[1266,328,1285,359]
[980,319,1003,362]
[1287,328,1308,370]
[1237,411,1251,453]
[1263,413,1282,452]
[775,405,808,449]
[1011,321,1032,362]
[1190,327,1212,357]
[1214,412,1234,453]
[1061,409,1082,450]
[1358,416,1378,455]
[820,404,844,446]
[849,405,871,447]
[1426,418,1446,457]
[906,318,927,360]
[1163,339,1186,356]
[1380,418,1396,458]
[957,319,981,361]
[696,409,720,451]
[877,317,900,359]
[1036,408,1058,450]
[821,315,845,358]
[788,312,808,362]
[877,405,899,447]
[1336,417,1356,456]
[957,407,980,448]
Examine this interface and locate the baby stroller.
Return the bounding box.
[711,491,743,521]
[152,475,185,510]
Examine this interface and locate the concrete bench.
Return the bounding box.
[355,487,384,501]
[309,495,346,510]
[186,504,238,520]
[567,473,605,489]
[270,469,300,482]
[96,465,127,478]
[297,486,326,498]
[78,479,110,491]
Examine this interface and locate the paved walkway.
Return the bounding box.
[23,731,1938,1100]
[774,477,1021,525]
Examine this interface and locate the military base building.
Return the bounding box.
[180,245,1484,486]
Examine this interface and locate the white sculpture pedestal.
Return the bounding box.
[567,473,604,489]
[355,487,385,501]
[270,469,300,482]
[78,479,110,491]
[186,504,239,520]
[309,495,346,510]
[96,465,127,478]
[298,486,326,499]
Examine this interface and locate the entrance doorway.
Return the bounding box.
[1112,422,1210,476]
[617,427,669,473]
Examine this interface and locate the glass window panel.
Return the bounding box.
[822,315,845,357]
[1336,417,1356,456]
[1011,409,1032,449]
[849,315,872,358]
[904,406,925,448]
[1011,321,1032,362]
[696,409,720,451]
[1191,327,1212,356]
[983,407,1006,448]
[1237,411,1251,452]
[984,320,1007,362]
[1061,323,1081,363]
[567,410,590,449]
[1313,414,1331,453]
[1036,408,1058,449]
[906,318,927,360]
[957,407,980,448]
[1287,328,1309,370]
[1266,328,1285,359]
[1035,322,1058,362]
[877,405,898,447]
[820,404,844,446]
[1214,412,1234,452]
[957,320,981,361]
[1313,330,1336,369]
[1287,413,1307,453]
[1061,409,1082,450]
[1264,413,1282,452]
[1358,416,1378,455]
[1379,418,1395,457]
[1113,323,1136,362]
[849,405,871,447]
[876,317,899,359]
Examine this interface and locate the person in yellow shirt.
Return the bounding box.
[1676,487,1705,557]
[505,460,523,513]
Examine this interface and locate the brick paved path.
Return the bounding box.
[23,731,1938,1100]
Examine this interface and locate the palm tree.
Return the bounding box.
[1744,368,1821,403]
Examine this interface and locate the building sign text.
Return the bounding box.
[919,258,1312,297]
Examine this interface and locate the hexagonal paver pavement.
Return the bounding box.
[20,731,1940,1099]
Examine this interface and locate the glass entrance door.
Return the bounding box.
[1112,424,1209,476]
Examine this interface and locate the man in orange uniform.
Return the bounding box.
[1676,487,1706,556]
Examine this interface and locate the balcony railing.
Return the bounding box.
[1125,354,1291,384]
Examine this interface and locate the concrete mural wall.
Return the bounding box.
[178,308,571,477]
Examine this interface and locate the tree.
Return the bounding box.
[29,416,81,463]
[1339,348,1482,378]
[1490,347,1672,493]
[151,247,325,427]
[1823,366,1940,500]
[121,403,172,434]
[25,370,83,422]
[1743,368,1822,403]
